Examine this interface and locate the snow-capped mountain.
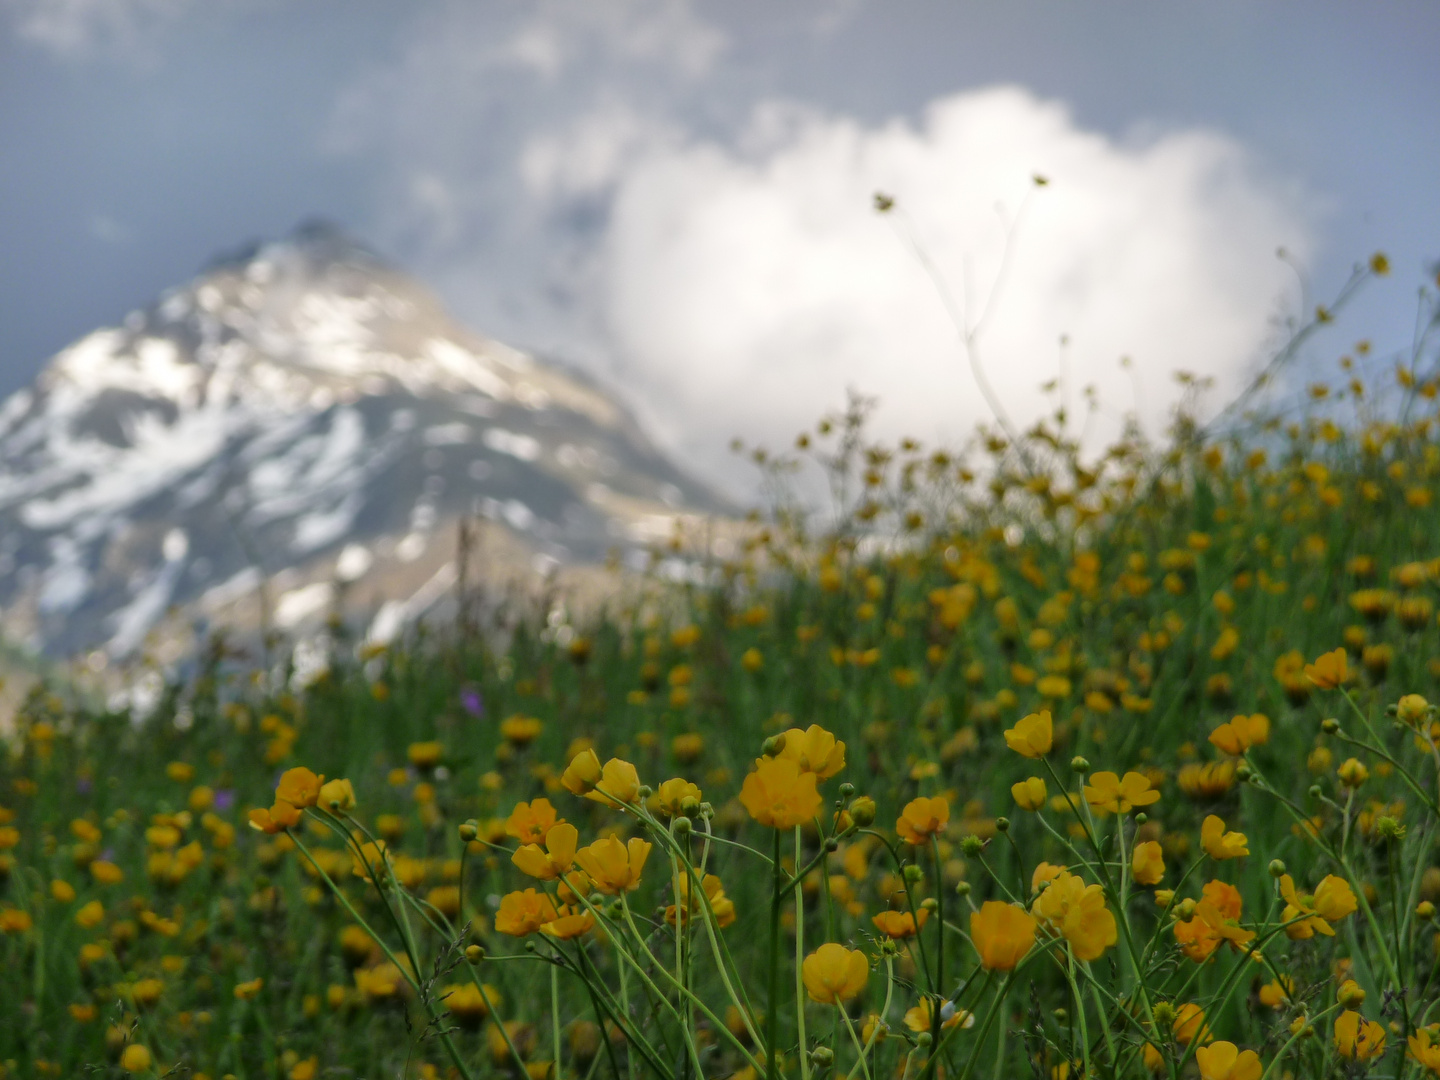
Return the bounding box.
[0,222,727,660]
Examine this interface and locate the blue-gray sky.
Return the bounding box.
[2,0,1437,486]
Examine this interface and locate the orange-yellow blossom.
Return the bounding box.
[512,822,579,881]
[776,724,846,778]
[1201,815,1248,859]
[739,757,821,829]
[1083,771,1160,815]
[801,943,869,1004]
[1004,711,1052,758]
[895,796,949,845]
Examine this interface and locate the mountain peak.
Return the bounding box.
[0,229,727,662]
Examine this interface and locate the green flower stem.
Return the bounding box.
[796,825,811,1080]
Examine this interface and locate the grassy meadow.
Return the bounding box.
[5,302,1440,1080]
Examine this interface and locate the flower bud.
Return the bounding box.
[995,816,1010,833]
[960,835,984,858]
[465,944,485,964]
[810,1047,834,1069]
[823,837,839,853]
[839,782,856,799]
[849,797,877,828]
[1134,812,1148,825]
[1419,901,1437,921]
[1053,1008,1068,1023]
[1337,980,1366,1007]
[1174,898,1196,920]
[1234,762,1251,781]
[902,864,924,885]
[672,816,693,837]
[1070,756,1091,774]
[1336,758,1368,788]
[955,881,971,897]
[458,821,478,842]
[1308,784,1323,799]
[762,734,788,757]
[920,897,938,912]
[915,1032,932,1048]
[1268,859,1287,879]
[1321,717,1341,735]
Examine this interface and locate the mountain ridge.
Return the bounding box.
[0,223,730,664]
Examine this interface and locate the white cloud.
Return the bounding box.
[332,7,1313,495]
[2,0,192,56]
[595,87,1313,486]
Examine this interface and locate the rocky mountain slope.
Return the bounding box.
[0,223,728,662]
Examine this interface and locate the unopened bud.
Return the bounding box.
[1418,901,1436,921]
[465,944,485,964]
[1234,762,1251,781]
[915,1032,932,1048]
[849,796,877,827]
[1174,898,1196,920]
[1337,980,1366,1008]
[839,782,856,799]
[636,785,653,800]
[995,816,1010,833]
[458,821,478,842]
[1308,784,1323,800]
[1134,812,1148,825]
[823,837,839,853]
[955,881,971,898]
[902,864,924,885]
[1070,756,1091,774]
[1321,717,1341,735]
[810,1047,834,1069]
[762,734,788,757]
[1053,1007,1068,1023]
[920,897,938,912]
[1268,859,1287,879]
[672,816,693,837]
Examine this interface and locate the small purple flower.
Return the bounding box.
[213,789,236,812]
[460,686,485,718]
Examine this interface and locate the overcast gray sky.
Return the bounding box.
[2,0,1437,488]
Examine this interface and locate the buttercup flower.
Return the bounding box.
[1279,874,1357,938]
[317,778,356,812]
[1173,880,1254,961]
[1304,648,1348,689]
[1334,1010,1386,1061]
[1208,714,1270,756]
[1173,1003,1211,1045]
[1132,841,1165,886]
[871,909,929,939]
[647,778,702,819]
[802,943,869,1004]
[1409,1026,1440,1074]
[1201,815,1248,860]
[541,905,595,940]
[1178,762,1236,800]
[895,796,950,845]
[1011,777,1047,811]
[248,801,301,834]
[1083,771,1160,815]
[1194,1041,1260,1080]
[275,767,324,809]
[1258,976,1293,1008]
[903,997,972,1032]
[512,823,579,881]
[775,724,846,778]
[495,889,560,936]
[506,799,563,845]
[739,757,821,829]
[586,759,642,806]
[666,873,735,929]
[1004,711,1053,758]
[573,836,651,894]
[1031,870,1116,962]
[969,902,1036,970]
[560,750,602,796]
